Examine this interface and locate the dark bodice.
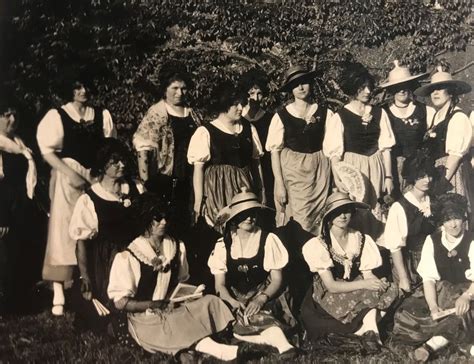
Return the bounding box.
[246,111,272,148]
[278,105,327,153]
[385,102,427,158]
[57,107,104,168]
[86,181,140,246]
[422,108,463,161]
[226,230,269,294]
[432,231,472,284]
[339,106,383,156]
[0,152,29,225]
[127,243,181,301]
[169,113,197,180]
[328,234,366,281]
[204,119,253,168]
[397,195,436,252]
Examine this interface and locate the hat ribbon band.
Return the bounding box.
[229,197,260,208]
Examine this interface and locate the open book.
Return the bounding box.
[169,283,205,303]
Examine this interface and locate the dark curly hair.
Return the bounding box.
[402,150,437,186]
[339,63,375,97]
[239,68,269,96]
[90,138,134,179]
[156,62,194,100]
[433,193,468,225]
[132,192,172,237]
[210,81,247,114]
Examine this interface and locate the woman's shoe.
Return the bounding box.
[51,304,64,316]
[413,342,434,362]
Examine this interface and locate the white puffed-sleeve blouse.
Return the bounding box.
[187,119,263,165]
[265,103,334,152]
[302,229,382,273]
[207,228,289,275]
[323,104,395,159]
[37,103,115,155]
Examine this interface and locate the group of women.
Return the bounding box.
[0,58,473,361]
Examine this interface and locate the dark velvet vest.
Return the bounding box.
[278,105,327,153]
[169,113,197,180]
[339,106,383,156]
[204,118,253,168]
[397,195,436,252]
[385,102,427,158]
[57,107,104,168]
[432,230,472,284]
[226,230,269,294]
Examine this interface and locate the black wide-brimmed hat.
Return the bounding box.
[280,65,318,92]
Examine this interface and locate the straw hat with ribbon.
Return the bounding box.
[280,65,318,92]
[414,66,472,97]
[215,187,271,226]
[321,191,369,226]
[379,60,428,89]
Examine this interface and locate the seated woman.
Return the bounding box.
[69,138,142,332]
[385,151,437,292]
[108,192,262,361]
[208,188,299,359]
[300,192,399,346]
[393,193,474,361]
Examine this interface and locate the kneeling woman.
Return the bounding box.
[301,192,399,343]
[108,193,244,360]
[394,194,474,361]
[208,189,298,357]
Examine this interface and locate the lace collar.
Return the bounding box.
[62,102,95,123]
[128,236,177,270]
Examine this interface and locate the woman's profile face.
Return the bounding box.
[292,83,311,101]
[430,88,451,108]
[355,84,372,104]
[0,109,17,136]
[150,217,167,237]
[103,157,126,179]
[330,207,353,230]
[165,80,187,106]
[413,174,432,192]
[72,85,88,103]
[226,102,243,121]
[442,217,464,238]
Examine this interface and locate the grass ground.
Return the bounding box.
[0,308,472,363]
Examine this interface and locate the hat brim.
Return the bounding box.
[215,201,272,226]
[414,80,472,97]
[279,70,318,92]
[322,200,369,224]
[378,72,429,89]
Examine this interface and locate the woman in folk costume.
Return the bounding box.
[393,194,474,362]
[37,79,115,316]
[0,100,36,313]
[208,189,300,359]
[379,60,434,197]
[323,63,396,241]
[384,151,437,293]
[266,65,333,234]
[133,64,201,236]
[300,191,398,348]
[414,66,473,226]
[188,81,265,230]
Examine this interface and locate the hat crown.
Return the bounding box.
[430,70,454,84]
[386,61,414,83]
[284,65,309,81]
[229,188,259,208]
[325,191,354,209]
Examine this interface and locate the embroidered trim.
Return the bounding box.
[128,237,177,270]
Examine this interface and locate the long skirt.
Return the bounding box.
[127,295,234,355]
[279,148,330,235]
[343,151,386,241]
[230,280,296,336]
[393,280,474,344]
[392,248,423,289]
[434,156,473,227]
[203,164,253,229]
[42,158,92,282]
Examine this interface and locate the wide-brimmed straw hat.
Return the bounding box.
[280,65,318,92]
[216,188,270,225]
[321,191,369,224]
[414,66,472,97]
[379,60,428,89]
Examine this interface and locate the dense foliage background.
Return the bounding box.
[1,0,472,141]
